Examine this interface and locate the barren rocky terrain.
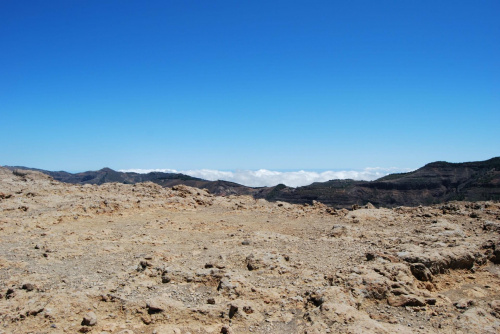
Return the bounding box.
[1,167,500,333]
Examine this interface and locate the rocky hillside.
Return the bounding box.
[5,157,500,208]
[1,167,500,333]
[264,157,500,208]
[4,167,262,197]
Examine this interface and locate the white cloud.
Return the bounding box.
[120,167,412,187]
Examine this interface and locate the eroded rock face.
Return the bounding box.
[0,166,499,333]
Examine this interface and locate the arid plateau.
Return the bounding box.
[1,167,499,333]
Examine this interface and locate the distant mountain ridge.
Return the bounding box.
[4,166,260,197]
[5,157,500,208]
[264,157,500,208]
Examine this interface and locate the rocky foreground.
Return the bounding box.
[0,167,499,334]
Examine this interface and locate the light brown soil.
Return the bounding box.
[1,167,499,333]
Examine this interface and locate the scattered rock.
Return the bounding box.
[454,299,475,310]
[426,298,437,305]
[490,300,500,318]
[220,325,234,334]
[410,263,433,281]
[146,299,166,314]
[366,252,376,261]
[243,305,254,314]
[228,304,238,318]
[5,288,15,299]
[246,254,261,271]
[81,311,97,326]
[138,260,152,271]
[0,192,12,199]
[217,277,238,293]
[330,225,347,237]
[365,202,376,209]
[141,314,151,325]
[483,221,500,232]
[387,295,426,307]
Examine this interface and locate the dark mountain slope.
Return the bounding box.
[262,157,500,208]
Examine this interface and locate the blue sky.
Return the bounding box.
[1,1,499,174]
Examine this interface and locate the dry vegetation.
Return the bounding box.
[1,167,499,333]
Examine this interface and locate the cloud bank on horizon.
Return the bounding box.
[119,167,413,187]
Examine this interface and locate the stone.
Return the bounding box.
[490,300,500,318]
[454,299,474,309]
[365,252,376,261]
[6,288,15,299]
[146,299,166,313]
[138,260,152,271]
[483,221,500,232]
[330,225,347,237]
[492,245,500,264]
[365,202,376,209]
[490,300,500,311]
[220,326,234,334]
[141,314,151,325]
[217,277,238,292]
[387,295,426,307]
[426,298,437,305]
[228,304,238,318]
[246,254,261,271]
[243,305,254,314]
[410,263,433,281]
[22,283,35,291]
[81,311,97,326]
[391,288,408,296]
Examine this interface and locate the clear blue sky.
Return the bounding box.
[1,1,498,172]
